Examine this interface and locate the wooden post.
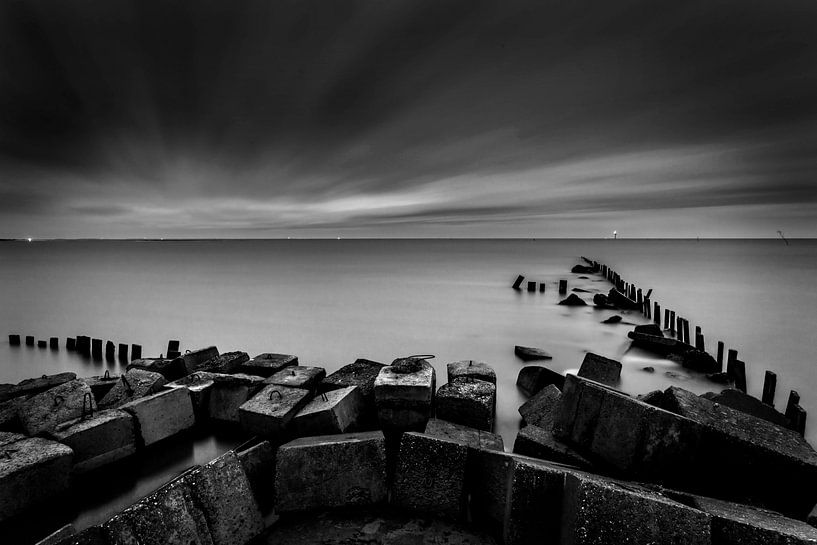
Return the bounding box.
[726,349,738,377]
[49,337,59,350]
[786,390,801,419]
[654,303,661,325]
[92,338,103,361]
[105,341,116,361]
[644,297,651,318]
[512,275,525,290]
[25,335,35,346]
[790,406,807,436]
[683,320,690,346]
[717,342,724,369]
[664,309,670,329]
[733,359,747,393]
[637,289,643,305]
[762,371,777,407]
[539,283,546,293]
[559,280,567,294]
[8,334,20,346]
[66,338,76,351]
[695,331,705,352]
[675,314,682,338]
[37,340,47,348]
[131,344,142,361]
[77,335,91,356]
[527,281,537,292]
[118,343,128,362]
[167,340,181,359]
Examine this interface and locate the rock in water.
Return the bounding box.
[577,353,622,385]
[514,346,552,361]
[516,366,565,396]
[558,293,587,306]
[602,315,623,324]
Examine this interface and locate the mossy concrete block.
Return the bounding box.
[50,409,136,474]
[322,359,386,401]
[179,346,220,374]
[126,358,187,382]
[517,365,564,397]
[98,369,167,410]
[577,352,622,385]
[275,431,388,512]
[19,379,97,436]
[265,365,326,391]
[393,432,469,520]
[0,436,73,523]
[436,378,495,432]
[208,373,265,424]
[186,451,264,545]
[238,353,297,378]
[0,372,77,403]
[291,386,364,436]
[165,372,220,423]
[374,359,436,432]
[238,384,312,436]
[561,472,711,545]
[236,440,276,512]
[193,351,248,374]
[513,425,592,469]
[504,457,569,545]
[519,383,561,429]
[121,387,194,447]
[447,360,496,385]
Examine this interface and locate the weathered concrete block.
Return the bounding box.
[393,432,468,520]
[374,358,436,432]
[291,386,364,436]
[127,358,187,381]
[35,524,75,545]
[709,388,791,430]
[0,436,73,523]
[165,371,219,423]
[513,425,592,469]
[236,439,276,512]
[0,372,78,403]
[81,374,119,402]
[468,449,517,534]
[238,384,312,436]
[51,526,112,545]
[102,469,213,545]
[275,431,388,512]
[561,472,711,545]
[265,365,326,391]
[516,365,564,397]
[186,451,264,545]
[19,379,97,436]
[447,360,496,385]
[207,373,265,424]
[504,457,569,545]
[321,359,386,426]
[577,352,622,385]
[436,378,495,431]
[98,369,167,409]
[238,352,297,377]
[193,351,248,374]
[121,387,194,447]
[50,409,136,474]
[519,383,561,429]
[0,396,26,432]
[424,418,504,453]
[178,346,220,374]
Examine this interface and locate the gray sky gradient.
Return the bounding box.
[1,0,816,238]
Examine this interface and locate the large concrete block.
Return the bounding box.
[178,346,220,374]
[392,432,468,520]
[81,374,119,402]
[321,359,386,428]
[264,365,326,392]
[127,358,187,381]
[435,378,495,432]
[50,409,136,474]
[513,425,592,469]
[19,379,97,436]
[561,472,711,545]
[275,431,388,512]
[374,358,436,432]
[236,439,276,512]
[237,352,297,378]
[186,451,264,545]
[504,457,569,545]
[424,418,504,453]
[0,396,26,432]
[517,366,565,397]
[193,351,248,374]
[0,372,77,402]
[577,352,622,385]
[208,373,266,424]
[708,389,791,430]
[291,386,364,436]
[519,383,561,429]
[239,384,312,436]
[447,360,496,385]
[98,369,167,410]
[165,371,220,423]
[121,387,195,447]
[0,436,73,522]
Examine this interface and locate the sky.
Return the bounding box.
[1,0,816,238]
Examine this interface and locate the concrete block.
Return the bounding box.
[179,346,220,374]
[322,358,386,412]
[50,409,136,474]
[275,431,388,512]
[468,449,517,534]
[504,457,569,545]
[516,365,564,397]
[435,378,495,431]
[121,387,194,447]
[577,352,622,385]
[186,451,264,545]
[265,365,326,391]
[236,439,276,511]
[374,358,435,432]
[393,432,468,520]
[447,360,496,385]
[708,388,791,430]
[127,357,187,381]
[35,524,74,545]
[424,418,504,452]
[238,384,312,436]
[0,372,78,402]
[165,371,219,423]
[192,351,248,374]
[19,379,97,436]
[291,386,364,436]
[561,472,711,545]
[98,369,167,409]
[0,396,26,432]
[519,383,560,428]
[81,374,119,402]
[237,352,297,377]
[207,373,265,424]
[513,425,592,469]
[0,436,73,523]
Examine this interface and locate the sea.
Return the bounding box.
[1,238,815,539]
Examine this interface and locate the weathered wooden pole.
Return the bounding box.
[49,337,59,350]
[77,335,91,356]
[25,335,35,346]
[9,334,20,346]
[716,341,724,369]
[559,280,567,294]
[676,315,683,339]
[66,337,76,351]
[682,319,690,346]
[669,311,676,332]
[105,341,116,362]
[786,391,807,436]
[732,359,747,393]
[762,371,777,407]
[726,349,738,376]
[91,338,103,361]
[527,281,537,293]
[539,282,546,293]
[695,330,705,352]
[512,275,525,290]
[167,340,181,359]
[664,309,670,329]
[118,343,128,362]
[37,340,47,348]
[131,344,142,361]
[653,303,661,325]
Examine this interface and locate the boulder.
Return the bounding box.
[50,409,136,474]
[178,346,220,374]
[275,431,388,512]
[193,351,249,374]
[593,293,617,309]
[516,366,564,396]
[374,358,436,432]
[186,451,264,545]
[264,365,326,392]
[514,345,552,361]
[127,358,187,382]
[291,386,364,436]
[121,387,195,447]
[237,352,297,378]
[0,373,78,402]
[0,436,74,523]
[393,432,468,520]
[577,353,622,385]
[601,315,623,324]
[519,384,561,428]
[709,388,791,430]
[558,293,587,306]
[628,331,720,373]
[561,472,711,545]
[238,384,312,436]
[512,425,593,469]
[98,369,167,410]
[19,379,97,436]
[207,373,265,424]
[446,360,496,385]
[164,371,220,423]
[235,440,276,512]
[435,378,495,432]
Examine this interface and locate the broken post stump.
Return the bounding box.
[130,344,141,361]
[105,341,115,362]
[166,340,180,359]
[762,371,777,407]
[527,281,536,292]
[66,337,76,351]
[49,337,59,350]
[559,279,568,294]
[91,338,102,361]
[25,335,35,346]
[512,275,525,290]
[118,343,128,362]
[8,334,20,346]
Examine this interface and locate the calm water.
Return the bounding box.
[1,239,816,536]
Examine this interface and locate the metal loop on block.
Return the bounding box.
[80,392,94,421]
[269,389,283,401]
[404,354,435,361]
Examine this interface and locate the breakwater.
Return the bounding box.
[2,256,817,545]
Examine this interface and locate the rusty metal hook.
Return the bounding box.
[269,389,282,401]
[404,354,435,361]
[53,395,64,406]
[80,392,94,421]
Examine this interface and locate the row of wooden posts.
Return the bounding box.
[8,334,142,363]
[593,259,807,436]
[512,275,570,295]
